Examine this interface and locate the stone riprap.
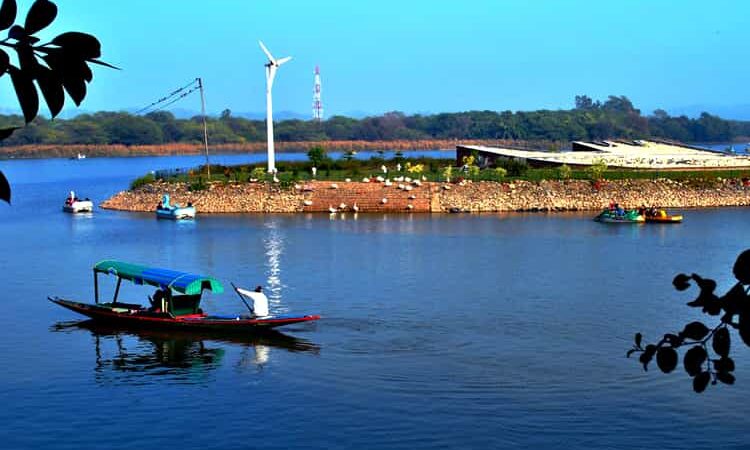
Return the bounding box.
[101,178,750,214]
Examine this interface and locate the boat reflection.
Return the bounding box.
[52,320,320,384]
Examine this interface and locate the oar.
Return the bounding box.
[230,282,254,315]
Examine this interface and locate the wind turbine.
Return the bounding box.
[259,40,292,173]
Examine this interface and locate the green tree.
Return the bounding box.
[307,145,328,167]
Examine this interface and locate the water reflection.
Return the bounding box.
[52,321,320,384]
[263,218,286,312]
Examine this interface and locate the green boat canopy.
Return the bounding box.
[93,260,224,295]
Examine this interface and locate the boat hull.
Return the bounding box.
[156,206,196,220]
[50,298,320,331]
[645,215,683,223]
[63,200,93,213]
[593,212,644,223]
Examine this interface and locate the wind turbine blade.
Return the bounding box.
[258,40,275,63]
[276,56,293,66]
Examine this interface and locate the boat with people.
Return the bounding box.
[156,194,195,220]
[49,260,321,331]
[62,191,94,213]
[640,207,683,223]
[593,208,645,223]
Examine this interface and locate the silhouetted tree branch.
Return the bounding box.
[0,0,115,204]
[628,250,750,392]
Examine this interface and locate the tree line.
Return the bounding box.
[0,95,748,147]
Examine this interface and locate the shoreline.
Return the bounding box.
[101,178,750,214]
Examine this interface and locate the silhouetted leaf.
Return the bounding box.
[716,372,735,385]
[684,346,707,376]
[50,31,101,59]
[740,318,750,347]
[720,282,747,316]
[8,23,25,39]
[9,66,38,123]
[664,333,684,347]
[0,0,15,31]
[88,58,119,70]
[693,371,711,393]
[24,0,56,34]
[714,357,735,373]
[36,65,63,117]
[681,321,710,340]
[712,327,730,358]
[673,273,691,291]
[41,52,87,105]
[0,170,10,204]
[640,344,656,371]
[0,49,8,75]
[692,274,717,293]
[656,347,678,373]
[634,332,642,348]
[733,250,750,284]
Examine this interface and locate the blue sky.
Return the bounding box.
[1,0,748,118]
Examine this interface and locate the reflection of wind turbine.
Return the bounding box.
[259,40,292,173]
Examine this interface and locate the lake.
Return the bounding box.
[1,153,749,450]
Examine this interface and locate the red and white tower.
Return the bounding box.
[312,65,323,121]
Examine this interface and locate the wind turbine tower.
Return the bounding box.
[312,65,323,122]
[259,40,292,173]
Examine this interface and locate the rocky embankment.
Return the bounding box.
[101,178,750,214]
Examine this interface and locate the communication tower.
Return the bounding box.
[312,65,323,121]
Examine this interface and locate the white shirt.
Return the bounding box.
[243,291,269,317]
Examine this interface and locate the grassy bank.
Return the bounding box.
[133,154,750,192]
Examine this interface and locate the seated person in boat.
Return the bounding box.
[149,289,166,312]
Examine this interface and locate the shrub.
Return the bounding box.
[130,173,155,190]
[498,158,529,176]
[442,166,453,182]
[307,146,329,167]
[250,167,267,181]
[586,159,608,181]
[493,167,508,180]
[556,164,572,180]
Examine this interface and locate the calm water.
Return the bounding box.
[1,154,750,450]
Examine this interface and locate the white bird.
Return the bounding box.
[330,183,339,189]
[421,175,427,181]
[404,185,413,191]
[408,194,416,200]
[406,204,414,210]
[328,205,337,213]
[376,176,385,182]
[404,177,412,183]
[352,203,359,212]
[339,203,347,210]
[303,199,313,206]
[362,177,371,183]
[345,178,351,182]
[381,198,388,204]
[398,183,405,190]
[384,180,392,186]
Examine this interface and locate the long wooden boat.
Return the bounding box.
[50,260,320,332]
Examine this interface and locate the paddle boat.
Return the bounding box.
[62,191,93,213]
[49,260,321,332]
[593,208,645,223]
[642,208,683,223]
[156,194,195,220]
